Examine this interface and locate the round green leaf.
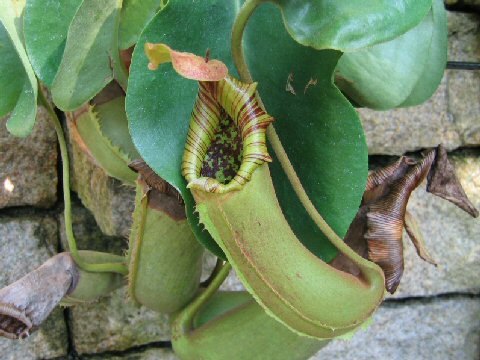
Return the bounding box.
[0,0,37,137]
[400,0,447,107]
[126,0,236,258]
[245,3,368,261]
[335,8,434,110]
[51,0,124,110]
[118,0,161,50]
[74,100,138,185]
[270,0,432,51]
[24,0,82,87]
[97,96,141,161]
[127,0,368,261]
[0,22,25,116]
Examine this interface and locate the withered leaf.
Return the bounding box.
[404,210,437,266]
[340,145,478,294]
[129,159,184,205]
[426,145,479,218]
[131,160,186,220]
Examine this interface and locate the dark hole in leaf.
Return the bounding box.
[201,109,243,184]
[0,312,30,339]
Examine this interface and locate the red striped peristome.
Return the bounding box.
[182,75,274,193]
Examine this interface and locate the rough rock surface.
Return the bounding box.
[70,287,171,355]
[59,197,127,255]
[447,12,480,146]
[96,348,179,360]
[359,78,460,155]
[0,107,58,208]
[445,1,480,10]
[67,119,136,237]
[0,216,68,359]
[313,297,480,360]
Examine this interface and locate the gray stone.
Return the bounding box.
[447,13,480,146]
[0,216,58,284]
[359,77,461,155]
[448,12,480,62]
[445,1,480,9]
[0,216,68,359]
[70,286,170,354]
[99,348,179,360]
[312,297,480,360]
[447,70,480,146]
[464,0,480,8]
[0,106,58,208]
[67,117,136,237]
[391,151,480,298]
[59,198,128,256]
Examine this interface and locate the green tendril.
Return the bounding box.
[38,87,128,275]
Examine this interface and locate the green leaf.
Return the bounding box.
[126,0,234,259]
[335,8,434,110]
[245,3,367,261]
[97,96,141,161]
[0,22,24,116]
[118,0,161,50]
[270,0,432,51]
[127,0,367,261]
[24,0,82,87]
[74,98,138,184]
[400,0,447,107]
[0,0,37,137]
[50,0,124,110]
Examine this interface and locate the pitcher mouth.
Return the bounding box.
[0,304,32,339]
[182,76,274,194]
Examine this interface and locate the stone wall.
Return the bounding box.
[0,9,479,360]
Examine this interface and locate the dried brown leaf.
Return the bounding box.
[427,145,479,218]
[404,210,437,266]
[365,149,435,293]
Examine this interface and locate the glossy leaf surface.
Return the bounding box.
[51,0,124,110]
[246,4,368,261]
[336,9,434,110]
[173,291,328,359]
[118,0,161,50]
[73,102,138,184]
[0,0,37,137]
[0,23,24,116]
[24,0,82,87]
[127,0,368,260]
[270,0,432,51]
[97,96,141,161]
[400,0,447,107]
[127,0,237,258]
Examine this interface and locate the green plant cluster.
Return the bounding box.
[2,1,474,360]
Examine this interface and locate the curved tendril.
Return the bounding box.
[231,0,358,255]
[38,88,128,275]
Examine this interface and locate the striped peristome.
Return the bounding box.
[182,75,274,193]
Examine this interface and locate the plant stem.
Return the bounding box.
[201,257,224,287]
[231,0,362,259]
[38,87,128,275]
[176,261,231,333]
